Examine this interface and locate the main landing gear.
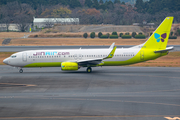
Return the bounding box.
[19,69,23,73]
[86,67,92,73]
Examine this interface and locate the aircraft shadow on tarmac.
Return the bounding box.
[6,69,173,75]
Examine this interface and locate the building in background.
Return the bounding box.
[33,17,79,28]
[133,20,155,28]
[0,23,31,32]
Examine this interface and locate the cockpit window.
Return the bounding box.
[11,55,17,58]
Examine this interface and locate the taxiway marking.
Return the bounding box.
[0,115,180,119]
[0,83,36,87]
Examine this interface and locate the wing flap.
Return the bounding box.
[78,58,103,66]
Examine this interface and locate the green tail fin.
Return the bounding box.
[144,17,174,50]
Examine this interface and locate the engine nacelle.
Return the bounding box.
[61,62,79,71]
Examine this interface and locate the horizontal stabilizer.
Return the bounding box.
[154,46,174,53]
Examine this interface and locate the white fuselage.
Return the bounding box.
[4,47,141,67]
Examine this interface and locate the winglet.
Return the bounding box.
[105,46,117,59]
[109,42,115,49]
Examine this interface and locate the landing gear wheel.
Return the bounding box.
[86,67,92,73]
[19,69,23,73]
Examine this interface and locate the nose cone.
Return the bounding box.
[3,58,9,65]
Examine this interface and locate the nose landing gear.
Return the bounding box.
[19,69,23,73]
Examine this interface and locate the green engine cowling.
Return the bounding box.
[61,62,79,71]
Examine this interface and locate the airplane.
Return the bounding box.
[3,17,174,73]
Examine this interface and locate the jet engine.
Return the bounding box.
[61,62,79,71]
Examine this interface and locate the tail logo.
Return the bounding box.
[154,33,167,42]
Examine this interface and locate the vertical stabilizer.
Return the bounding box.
[144,17,174,50]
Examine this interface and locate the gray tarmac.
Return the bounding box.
[0,45,179,52]
[0,65,180,120]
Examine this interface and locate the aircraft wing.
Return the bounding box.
[154,46,174,53]
[78,46,117,66]
[68,43,117,66]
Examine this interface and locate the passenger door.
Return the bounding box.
[22,52,27,62]
[140,51,144,60]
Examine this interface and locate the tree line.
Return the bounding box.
[1,0,179,13]
[0,0,180,32]
[135,0,180,14]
